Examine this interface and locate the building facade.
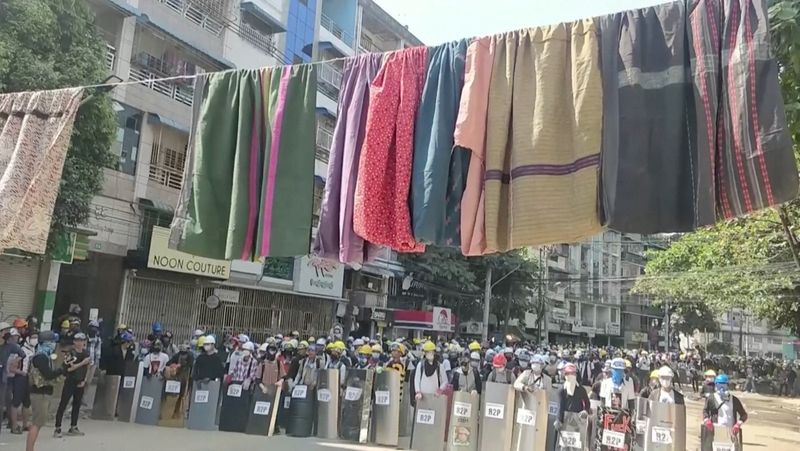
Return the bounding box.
[32,0,422,339]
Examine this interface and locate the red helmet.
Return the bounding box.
[564,363,578,374]
[492,353,507,368]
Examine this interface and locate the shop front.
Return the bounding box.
[390,307,457,340]
[0,254,40,322]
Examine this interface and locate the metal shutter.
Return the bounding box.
[0,256,39,322]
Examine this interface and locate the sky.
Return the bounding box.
[373,0,671,45]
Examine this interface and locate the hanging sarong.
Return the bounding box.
[0,88,83,254]
[353,47,428,253]
[171,65,317,259]
[456,36,495,256]
[484,21,603,252]
[313,54,384,265]
[688,0,798,220]
[410,40,469,247]
[599,2,703,233]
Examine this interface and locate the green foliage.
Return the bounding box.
[0,0,116,247]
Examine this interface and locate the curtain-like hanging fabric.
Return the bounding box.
[353,47,428,253]
[171,65,317,259]
[313,54,384,265]
[0,88,83,254]
[410,39,469,247]
[456,36,495,256]
[599,1,702,233]
[483,21,603,252]
[688,0,798,220]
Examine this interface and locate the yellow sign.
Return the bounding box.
[148,227,230,279]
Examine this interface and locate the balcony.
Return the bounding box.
[318,63,343,101]
[149,143,185,190]
[157,0,225,36]
[316,126,333,163]
[129,52,196,107]
[106,43,116,72]
[320,14,354,47]
[359,34,380,54]
[239,22,280,59]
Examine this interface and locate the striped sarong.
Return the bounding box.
[484,21,603,252]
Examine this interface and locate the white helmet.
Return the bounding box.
[470,352,480,360]
[192,329,204,337]
[354,338,365,346]
[238,334,250,343]
[204,335,216,345]
[241,342,255,352]
[658,366,674,378]
[258,343,268,352]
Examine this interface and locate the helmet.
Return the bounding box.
[492,354,507,368]
[316,338,326,346]
[531,354,546,365]
[298,340,309,350]
[238,334,250,343]
[152,321,162,333]
[259,343,269,352]
[470,352,480,360]
[283,340,296,351]
[624,359,632,369]
[468,341,481,351]
[658,366,674,378]
[13,318,27,329]
[704,369,717,377]
[518,351,531,362]
[371,344,382,353]
[354,338,365,346]
[422,341,436,352]
[197,336,206,347]
[192,329,204,337]
[39,330,57,343]
[359,344,372,355]
[60,319,71,329]
[610,358,626,370]
[88,320,100,328]
[241,342,255,352]
[204,335,216,345]
[334,341,346,351]
[650,370,660,379]
[564,363,577,374]
[503,347,513,354]
[715,374,729,385]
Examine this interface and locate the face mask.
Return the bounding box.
[717,385,729,398]
[470,360,480,368]
[203,344,214,353]
[425,352,434,362]
[358,356,368,365]
[650,380,659,389]
[88,329,98,338]
[659,377,672,389]
[242,350,252,360]
[565,374,577,383]
[140,348,149,356]
[532,363,543,374]
[28,338,39,347]
[268,348,277,355]
[520,361,529,369]
[372,353,381,360]
[550,356,557,363]
[496,367,505,373]
[611,369,624,385]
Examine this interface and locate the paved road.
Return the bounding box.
[0,392,797,450]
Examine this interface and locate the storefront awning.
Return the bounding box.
[147,113,190,134]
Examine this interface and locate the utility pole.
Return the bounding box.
[482,267,492,342]
[664,300,670,353]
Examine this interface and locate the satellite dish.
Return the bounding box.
[205,294,221,310]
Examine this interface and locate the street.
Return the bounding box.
[0,392,797,451]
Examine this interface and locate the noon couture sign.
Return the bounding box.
[148,227,231,279]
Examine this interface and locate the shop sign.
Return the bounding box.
[630,332,648,343]
[551,307,569,321]
[294,255,344,298]
[148,227,230,279]
[432,307,454,332]
[213,288,239,304]
[371,309,388,322]
[606,322,621,335]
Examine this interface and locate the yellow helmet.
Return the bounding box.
[61,319,71,329]
[298,340,309,350]
[468,341,481,351]
[413,338,421,345]
[650,370,659,380]
[624,359,632,369]
[334,341,346,351]
[359,344,372,355]
[197,336,206,348]
[326,342,335,350]
[422,341,436,352]
[704,369,717,377]
[371,344,382,353]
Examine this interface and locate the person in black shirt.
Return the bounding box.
[555,363,590,427]
[54,333,90,437]
[193,336,224,381]
[27,330,65,451]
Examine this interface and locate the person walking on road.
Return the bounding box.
[54,333,91,438]
[27,331,65,451]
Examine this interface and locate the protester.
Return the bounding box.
[600,358,636,410]
[27,331,65,451]
[193,336,224,381]
[514,354,552,390]
[54,332,90,437]
[648,366,685,405]
[703,374,747,435]
[487,353,515,384]
[414,341,447,400]
[143,340,170,377]
[452,352,481,395]
[555,363,590,428]
[8,329,37,434]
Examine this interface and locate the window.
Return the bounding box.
[569,302,576,318]
[770,337,784,345]
[722,332,733,343]
[750,336,761,343]
[610,309,618,323]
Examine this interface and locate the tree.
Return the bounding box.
[0,0,116,250]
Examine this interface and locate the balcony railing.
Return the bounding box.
[317,63,343,100]
[316,126,333,163]
[158,0,225,36]
[320,14,354,46]
[129,65,195,107]
[239,22,282,60]
[106,43,116,72]
[359,34,380,54]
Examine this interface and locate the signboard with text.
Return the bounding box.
[148,227,230,279]
[294,256,344,298]
[432,307,455,332]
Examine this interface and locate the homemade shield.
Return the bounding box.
[316,369,341,439]
[595,408,634,451]
[340,368,375,442]
[245,383,282,436]
[287,384,316,437]
[447,390,479,451]
[134,376,164,426]
[701,424,742,451]
[116,361,140,422]
[411,394,449,451]
[219,382,252,433]
[399,380,413,436]
[187,379,221,430]
[545,388,561,451]
[634,396,650,451]
[480,382,516,450]
[159,376,188,428]
[644,400,686,451]
[372,369,401,446]
[90,374,120,421]
[556,411,590,451]
[511,389,548,451]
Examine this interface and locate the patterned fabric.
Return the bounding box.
[230,357,259,383]
[314,54,385,264]
[411,40,469,247]
[483,22,603,252]
[456,37,496,256]
[0,88,83,254]
[688,0,798,220]
[353,47,428,253]
[171,66,317,259]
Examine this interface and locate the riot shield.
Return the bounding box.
[702,426,742,451]
[588,399,602,446]
[595,408,634,451]
[556,411,590,451]
[90,374,120,421]
[447,390,479,451]
[187,379,221,430]
[399,380,412,437]
[634,396,650,451]
[116,361,140,422]
[134,376,164,426]
[372,369,401,446]
[287,384,316,437]
[644,400,686,451]
[511,389,548,451]
[546,388,561,451]
[411,394,448,451]
[316,369,340,440]
[245,383,282,436]
[159,376,188,428]
[340,368,375,443]
[219,382,253,432]
[479,382,516,450]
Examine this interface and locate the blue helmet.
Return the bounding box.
[715,374,729,385]
[152,321,162,333]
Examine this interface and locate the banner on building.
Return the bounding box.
[293,255,344,298]
[148,227,230,279]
